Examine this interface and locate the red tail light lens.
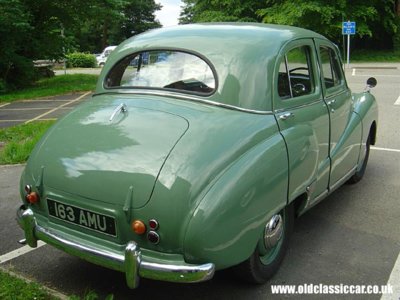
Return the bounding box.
[26,192,39,204]
[147,231,160,244]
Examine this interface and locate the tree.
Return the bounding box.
[0,0,33,91]
[0,0,162,91]
[74,0,162,52]
[118,0,162,38]
[179,0,400,51]
[258,0,398,50]
[393,0,400,49]
[179,0,264,24]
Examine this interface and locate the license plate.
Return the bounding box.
[47,199,117,237]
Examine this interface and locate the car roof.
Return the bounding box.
[97,23,329,112]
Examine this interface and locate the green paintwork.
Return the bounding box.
[18,23,378,285]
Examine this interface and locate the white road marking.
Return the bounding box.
[371,146,400,153]
[21,99,70,102]
[352,68,356,76]
[350,74,400,78]
[0,118,57,122]
[381,251,400,300]
[25,91,91,124]
[394,95,400,106]
[0,119,28,122]
[0,103,10,108]
[1,108,61,111]
[0,241,46,264]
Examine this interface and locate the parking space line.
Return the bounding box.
[381,251,400,300]
[394,95,400,106]
[0,118,57,122]
[25,91,91,124]
[0,241,46,264]
[0,119,29,122]
[371,146,400,153]
[351,74,400,78]
[1,108,56,111]
[21,99,70,102]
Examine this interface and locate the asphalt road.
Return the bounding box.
[0,92,91,128]
[0,65,399,299]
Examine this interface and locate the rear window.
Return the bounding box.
[105,50,216,95]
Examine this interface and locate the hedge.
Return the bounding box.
[66,52,96,68]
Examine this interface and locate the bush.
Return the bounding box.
[66,52,96,68]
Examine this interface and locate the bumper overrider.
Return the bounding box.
[16,205,215,288]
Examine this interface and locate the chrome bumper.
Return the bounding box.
[16,205,215,288]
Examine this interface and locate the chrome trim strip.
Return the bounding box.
[94,91,273,115]
[16,206,215,288]
[274,98,325,113]
[329,166,357,193]
[301,166,357,212]
[304,190,329,211]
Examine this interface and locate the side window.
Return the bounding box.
[320,47,343,89]
[278,46,314,99]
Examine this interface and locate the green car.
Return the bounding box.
[17,23,378,288]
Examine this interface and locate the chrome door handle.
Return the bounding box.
[279,112,294,120]
[327,99,336,106]
[109,103,128,122]
[327,99,336,113]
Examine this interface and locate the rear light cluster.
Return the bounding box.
[131,219,160,244]
[24,185,40,204]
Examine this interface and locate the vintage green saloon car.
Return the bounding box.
[17,23,378,288]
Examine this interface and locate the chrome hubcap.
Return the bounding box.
[264,214,283,249]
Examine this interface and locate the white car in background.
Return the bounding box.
[96,46,117,67]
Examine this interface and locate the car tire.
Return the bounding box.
[347,133,371,184]
[232,204,293,284]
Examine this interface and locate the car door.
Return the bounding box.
[273,39,330,204]
[315,39,362,188]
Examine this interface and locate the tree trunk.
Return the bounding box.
[394,0,400,50]
[101,21,109,50]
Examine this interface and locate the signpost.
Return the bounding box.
[342,21,356,68]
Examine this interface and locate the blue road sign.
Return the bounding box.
[342,21,356,35]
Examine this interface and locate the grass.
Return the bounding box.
[0,269,58,300]
[0,269,114,300]
[0,120,55,164]
[0,74,98,103]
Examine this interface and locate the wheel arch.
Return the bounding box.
[369,121,377,145]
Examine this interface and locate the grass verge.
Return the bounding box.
[0,269,58,300]
[345,49,400,62]
[0,120,55,164]
[0,74,98,103]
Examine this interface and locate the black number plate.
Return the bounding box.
[47,199,117,237]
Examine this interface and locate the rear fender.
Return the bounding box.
[183,134,288,269]
[352,92,378,144]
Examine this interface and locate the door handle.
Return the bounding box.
[327,99,336,113]
[327,99,336,106]
[279,112,294,120]
[109,103,128,122]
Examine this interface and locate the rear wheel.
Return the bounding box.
[348,134,371,184]
[232,205,293,283]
